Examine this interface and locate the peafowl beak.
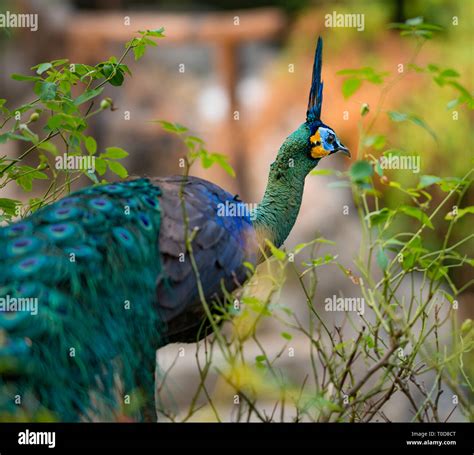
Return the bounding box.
[335,145,351,157]
[331,138,351,157]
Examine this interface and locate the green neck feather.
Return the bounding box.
[253,124,318,259]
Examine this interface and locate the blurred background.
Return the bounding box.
[0,0,472,421]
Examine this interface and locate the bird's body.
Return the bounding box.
[0,37,350,421]
[0,176,256,421]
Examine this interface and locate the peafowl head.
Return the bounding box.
[275,37,350,174]
[255,37,350,252]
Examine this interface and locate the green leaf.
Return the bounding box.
[84,171,99,184]
[387,111,436,141]
[398,205,433,229]
[384,238,406,248]
[242,296,272,317]
[400,29,431,39]
[94,157,107,175]
[337,67,389,84]
[418,23,443,31]
[366,208,393,227]
[107,160,128,178]
[293,242,310,254]
[142,37,158,47]
[445,206,474,221]
[310,168,336,176]
[440,69,460,78]
[0,198,21,215]
[15,166,48,192]
[281,332,292,341]
[293,237,335,255]
[37,141,58,155]
[375,160,383,176]
[157,120,188,134]
[50,58,69,67]
[376,248,389,271]
[420,259,448,280]
[209,153,235,178]
[446,98,461,110]
[0,98,8,112]
[387,111,407,122]
[119,64,132,76]
[146,27,165,38]
[75,63,98,79]
[394,19,441,39]
[11,73,41,82]
[184,135,204,151]
[20,125,39,143]
[35,62,52,75]
[364,335,375,349]
[315,237,337,245]
[101,64,125,86]
[5,133,30,142]
[74,87,104,106]
[100,63,113,77]
[349,160,373,182]
[243,261,255,273]
[418,175,441,189]
[437,177,464,192]
[55,115,86,133]
[409,116,437,141]
[255,355,266,363]
[341,78,361,99]
[102,146,128,159]
[363,135,386,150]
[85,136,97,155]
[47,114,64,130]
[37,82,57,101]
[305,254,337,268]
[132,44,146,61]
[265,239,286,261]
[406,16,423,26]
[109,69,124,86]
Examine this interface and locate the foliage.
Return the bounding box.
[155,120,235,177]
[0,28,165,222]
[155,17,473,422]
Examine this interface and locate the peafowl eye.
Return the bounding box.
[309,125,350,159]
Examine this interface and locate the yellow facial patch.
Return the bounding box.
[310,131,329,158]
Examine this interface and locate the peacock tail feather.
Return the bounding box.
[0,179,166,421]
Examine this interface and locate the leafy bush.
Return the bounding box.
[0,28,165,222]
[155,17,472,422]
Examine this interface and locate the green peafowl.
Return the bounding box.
[0,37,349,421]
